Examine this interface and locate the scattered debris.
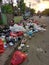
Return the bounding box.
[36,48,44,53]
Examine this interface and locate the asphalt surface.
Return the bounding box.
[21,16,49,65]
[0,16,49,65]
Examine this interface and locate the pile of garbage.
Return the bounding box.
[0,19,46,53]
[0,19,47,65]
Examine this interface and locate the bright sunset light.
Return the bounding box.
[24,0,49,13]
[38,3,47,12]
[3,0,49,13]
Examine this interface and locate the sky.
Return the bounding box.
[24,0,49,13]
[2,0,49,13]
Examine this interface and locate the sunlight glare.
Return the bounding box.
[38,3,47,12]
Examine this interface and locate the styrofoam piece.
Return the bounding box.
[4,44,7,48]
[26,45,30,48]
[18,46,22,50]
[9,42,14,46]
[20,44,25,47]
[24,33,28,37]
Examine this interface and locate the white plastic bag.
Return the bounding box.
[10,24,26,32]
[33,23,46,31]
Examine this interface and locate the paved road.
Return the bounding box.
[21,16,49,65]
[2,16,49,65]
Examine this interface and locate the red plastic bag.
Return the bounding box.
[10,32,17,37]
[11,51,27,65]
[10,31,23,37]
[16,31,24,37]
[0,39,4,53]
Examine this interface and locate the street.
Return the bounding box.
[21,16,49,65]
[0,16,49,65]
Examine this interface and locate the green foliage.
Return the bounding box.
[14,16,23,23]
[42,9,49,16]
[0,0,2,2]
[1,4,13,14]
[0,20,3,24]
[20,3,26,14]
[30,9,35,15]
[18,0,26,14]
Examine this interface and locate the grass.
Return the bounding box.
[0,16,23,25]
[14,16,23,23]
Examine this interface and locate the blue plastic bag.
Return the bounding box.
[27,30,33,36]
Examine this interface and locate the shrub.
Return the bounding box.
[1,4,13,14]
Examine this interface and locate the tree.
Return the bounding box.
[17,0,26,14]
[42,9,49,16]
[1,0,14,24]
[37,11,41,15]
[30,8,35,15]
[0,0,1,1]
[1,4,14,24]
[1,4,13,14]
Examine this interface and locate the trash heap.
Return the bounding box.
[0,19,46,53]
[0,19,47,65]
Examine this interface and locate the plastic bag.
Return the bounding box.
[0,39,4,53]
[11,51,27,65]
[10,24,26,32]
